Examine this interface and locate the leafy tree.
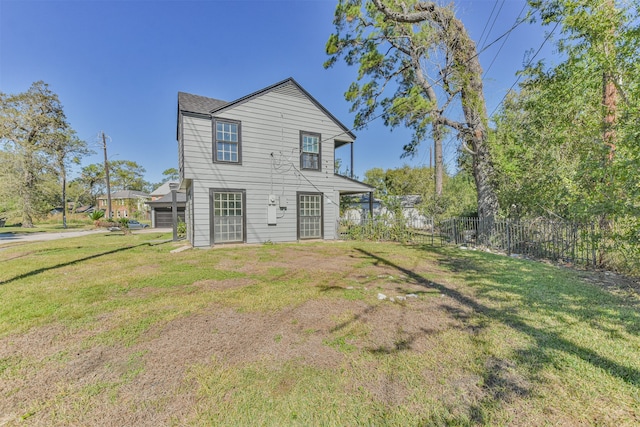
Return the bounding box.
[77,163,106,205]
[0,81,83,227]
[66,179,94,211]
[48,130,91,228]
[492,0,640,270]
[78,160,148,198]
[325,0,499,220]
[491,67,601,221]
[363,167,388,198]
[0,150,20,221]
[161,167,179,183]
[109,160,147,191]
[436,171,477,218]
[492,0,640,220]
[384,165,434,197]
[363,165,476,219]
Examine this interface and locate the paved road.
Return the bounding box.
[0,228,172,244]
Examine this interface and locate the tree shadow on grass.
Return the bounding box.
[355,247,640,390]
[329,304,378,333]
[425,245,640,339]
[0,240,171,286]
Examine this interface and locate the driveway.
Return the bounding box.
[0,228,172,244]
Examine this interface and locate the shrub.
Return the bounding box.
[177,220,186,237]
[88,210,105,223]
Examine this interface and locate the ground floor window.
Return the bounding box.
[211,189,245,243]
[298,192,323,239]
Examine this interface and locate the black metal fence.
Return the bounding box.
[338,216,601,267]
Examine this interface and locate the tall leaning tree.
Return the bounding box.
[325,0,499,220]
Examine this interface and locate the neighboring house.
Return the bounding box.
[177,77,374,247]
[149,181,175,201]
[146,181,186,228]
[343,194,431,228]
[49,204,94,216]
[342,195,381,222]
[96,190,150,220]
[74,205,95,214]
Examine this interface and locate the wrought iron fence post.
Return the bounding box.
[507,220,511,256]
[453,218,458,245]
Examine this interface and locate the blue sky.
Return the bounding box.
[1,0,554,186]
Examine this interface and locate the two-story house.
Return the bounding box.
[146,181,186,228]
[96,190,150,220]
[177,78,374,248]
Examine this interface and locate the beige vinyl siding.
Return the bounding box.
[181,82,369,247]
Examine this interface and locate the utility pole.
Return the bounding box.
[102,132,112,220]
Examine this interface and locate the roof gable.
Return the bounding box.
[214,78,356,140]
[180,78,356,140]
[150,181,179,197]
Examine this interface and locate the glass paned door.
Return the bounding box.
[298,193,322,239]
[213,191,244,243]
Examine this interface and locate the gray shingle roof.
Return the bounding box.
[98,190,149,199]
[178,92,227,115]
[149,181,178,197]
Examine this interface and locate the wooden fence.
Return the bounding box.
[338,216,601,267]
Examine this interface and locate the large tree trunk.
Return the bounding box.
[62,168,67,229]
[367,1,501,219]
[420,2,499,219]
[471,133,499,220]
[21,151,35,228]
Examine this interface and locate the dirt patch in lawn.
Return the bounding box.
[193,277,256,291]
[0,245,527,426]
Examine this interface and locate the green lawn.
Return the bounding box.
[0,216,95,234]
[0,233,638,426]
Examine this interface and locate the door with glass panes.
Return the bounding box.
[210,189,245,244]
[297,192,323,239]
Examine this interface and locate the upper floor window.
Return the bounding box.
[300,132,320,171]
[214,119,241,163]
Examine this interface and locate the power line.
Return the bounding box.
[480,0,507,51]
[483,2,528,79]
[489,20,560,117]
[282,2,540,180]
[317,5,534,150]
[477,0,501,50]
